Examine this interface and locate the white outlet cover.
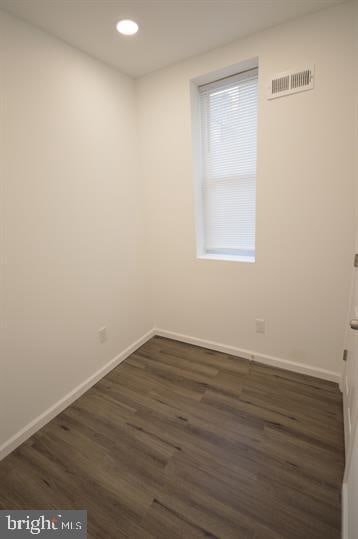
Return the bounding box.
[256,319,265,334]
[98,327,107,343]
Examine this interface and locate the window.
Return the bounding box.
[196,68,258,262]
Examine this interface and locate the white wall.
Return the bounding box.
[0,11,152,451]
[137,2,357,379]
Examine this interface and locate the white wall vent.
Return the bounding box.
[268,66,314,99]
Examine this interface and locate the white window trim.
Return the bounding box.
[191,61,259,263]
[198,253,255,263]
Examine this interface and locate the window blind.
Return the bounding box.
[199,68,258,259]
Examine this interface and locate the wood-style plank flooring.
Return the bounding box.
[0,336,345,538]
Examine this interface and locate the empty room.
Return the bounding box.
[0,0,357,537]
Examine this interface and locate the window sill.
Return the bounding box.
[197,253,255,263]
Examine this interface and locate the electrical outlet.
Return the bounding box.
[256,319,265,334]
[98,327,107,343]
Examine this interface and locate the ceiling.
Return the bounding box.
[0,0,346,78]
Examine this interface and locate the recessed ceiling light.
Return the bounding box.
[116,19,139,36]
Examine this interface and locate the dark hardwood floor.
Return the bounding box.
[0,336,345,538]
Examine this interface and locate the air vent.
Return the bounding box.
[268,65,314,99]
[271,74,289,96]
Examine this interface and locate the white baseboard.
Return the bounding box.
[154,328,341,384]
[0,326,342,462]
[342,377,351,460]
[342,481,348,539]
[0,329,154,462]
